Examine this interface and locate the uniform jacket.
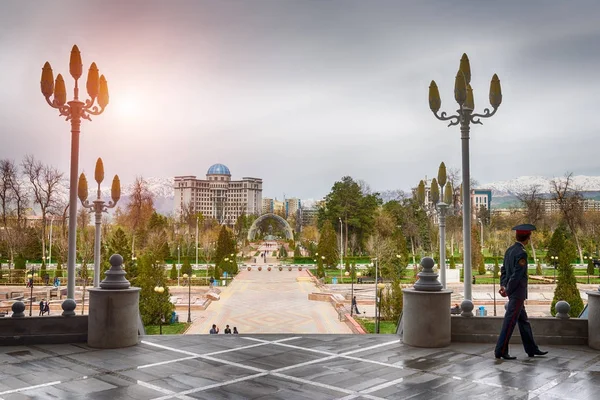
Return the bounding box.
[500,242,528,299]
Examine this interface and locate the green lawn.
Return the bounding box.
[145,322,190,335]
[356,319,397,334]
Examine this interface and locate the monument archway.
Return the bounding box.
[248,213,294,241]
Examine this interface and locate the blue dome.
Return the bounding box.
[207,163,231,175]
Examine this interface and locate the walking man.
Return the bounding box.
[352,296,360,315]
[495,224,548,360]
[39,299,45,316]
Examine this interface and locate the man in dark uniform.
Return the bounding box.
[495,224,548,360]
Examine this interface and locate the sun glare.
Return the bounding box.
[112,94,142,119]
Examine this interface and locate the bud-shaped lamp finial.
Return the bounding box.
[464,83,474,110]
[431,178,440,204]
[98,75,109,108]
[94,158,104,185]
[111,175,121,203]
[41,62,54,97]
[438,162,447,187]
[86,62,99,99]
[54,74,67,106]
[428,80,441,113]
[459,53,471,84]
[78,173,88,203]
[444,182,453,204]
[69,45,83,81]
[489,74,502,108]
[454,70,467,106]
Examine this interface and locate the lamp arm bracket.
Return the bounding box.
[84,101,105,116]
[433,110,460,127]
[470,107,498,125]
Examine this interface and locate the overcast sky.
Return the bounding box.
[1,0,599,200]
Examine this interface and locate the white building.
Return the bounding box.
[174,164,262,225]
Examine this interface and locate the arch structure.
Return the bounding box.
[248,213,294,241]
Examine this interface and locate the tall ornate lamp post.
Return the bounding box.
[551,256,559,283]
[27,267,35,316]
[428,53,502,300]
[78,158,120,287]
[183,273,192,323]
[153,285,165,334]
[40,45,109,300]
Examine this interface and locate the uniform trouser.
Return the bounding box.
[494,297,538,356]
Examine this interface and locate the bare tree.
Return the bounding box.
[0,159,29,267]
[22,155,64,266]
[514,184,545,263]
[124,176,155,257]
[551,173,584,263]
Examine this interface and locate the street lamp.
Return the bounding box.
[177,245,181,286]
[183,273,192,323]
[477,218,484,249]
[429,53,502,301]
[551,256,559,283]
[376,283,385,334]
[371,257,379,331]
[195,216,199,273]
[339,217,343,282]
[48,217,54,270]
[78,158,120,287]
[27,268,35,316]
[487,265,501,316]
[41,45,109,300]
[153,285,165,335]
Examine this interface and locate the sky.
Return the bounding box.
[1,0,600,200]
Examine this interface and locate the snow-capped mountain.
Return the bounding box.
[96,177,174,215]
[480,175,600,197]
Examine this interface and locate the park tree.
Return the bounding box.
[181,256,192,276]
[551,173,584,264]
[317,220,339,268]
[548,223,584,317]
[137,253,174,325]
[169,262,178,280]
[22,155,64,269]
[117,176,155,258]
[103,227,132,280]
[214,226,237,275]
[0,159,30,268]
[515,184,545,263]
[470,225,486,275]
[319,176,381,254]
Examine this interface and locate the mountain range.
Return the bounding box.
[91,175,600,215]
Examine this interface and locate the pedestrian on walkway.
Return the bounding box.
[495,224,548,360]
[233,327,238,334]
[352,296,360,315]
[209,324,219,334]
[39,299,45,316]
[44,300,50,315]
[224,325,232,334]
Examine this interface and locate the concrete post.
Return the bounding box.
[88,254,140,348]
[587,291,600,350]
[403,257,452,347]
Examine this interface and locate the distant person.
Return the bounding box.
[451,304,460,314]
[44,301,50,315]
[209,324,219,334]
[472,276,476,284]
[39,299,45,316]
[233,327,238,334]
[209,277,215,288]
[495,224,547,360]
[352,296,360,315]
[224,325,232,334]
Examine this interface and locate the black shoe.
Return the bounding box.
[528,350,548,357]
[495,354,517,360]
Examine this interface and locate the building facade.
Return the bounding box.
[174,164,262,225]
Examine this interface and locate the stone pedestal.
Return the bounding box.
[402,288,452,348]
[88,287,140,349]
[587,291,600,350]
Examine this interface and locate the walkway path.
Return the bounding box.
[186,268,352,334]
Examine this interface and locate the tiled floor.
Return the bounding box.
[1,335,599,399]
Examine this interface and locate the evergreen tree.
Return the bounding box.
[169,262,178,280]
[535,260,543,276]
[181,256,192,276]
[549,224,584,317]
[215,226,236,274]
[587,257,595,280]
[294,246,301,258]
[104,227,132,280]
[493,256,500,276]
[137,253,174,325]
[449,255,456,270]
[389,278,403,322]
[55,260,63,277]
[316,256,326,278]
[472,225,486,275]
[317,220,338,268]
[345,259,350,273]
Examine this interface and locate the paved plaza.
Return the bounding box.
[1,334,599,399]
[185,269,352,335]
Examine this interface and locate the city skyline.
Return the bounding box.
[1,1,600,200]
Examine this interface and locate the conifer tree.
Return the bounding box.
[169,262,178,280]
[137,253,174,325]
[181,256,192,276]
[317,220,339,268]
[549,224,584,317]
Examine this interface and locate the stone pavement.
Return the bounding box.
[1,335,599,399]
[185,269,352,335]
